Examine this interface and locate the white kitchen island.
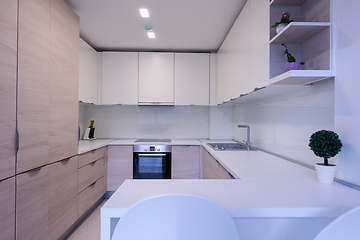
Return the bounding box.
[101,178,360,240]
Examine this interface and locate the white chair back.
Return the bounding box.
[314,205,360,240]
[112,193,239,240]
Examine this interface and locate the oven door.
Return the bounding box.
[133,152,171,179]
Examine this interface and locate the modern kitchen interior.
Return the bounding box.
[1,0,360,240]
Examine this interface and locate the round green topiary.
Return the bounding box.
[309,130,343,165]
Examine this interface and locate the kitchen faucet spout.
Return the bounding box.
[237,125,252,150]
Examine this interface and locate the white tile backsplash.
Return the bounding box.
[79,104,234,140]
[233,78,334,166]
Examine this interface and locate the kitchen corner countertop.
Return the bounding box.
[78,139,116,154]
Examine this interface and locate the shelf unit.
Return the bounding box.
[269,0,332,86]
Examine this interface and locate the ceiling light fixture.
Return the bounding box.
[148,32,155,38]
[140,9,149,18]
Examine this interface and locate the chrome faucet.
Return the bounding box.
[237,125,252,150]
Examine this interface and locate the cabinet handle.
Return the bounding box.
[60,158,70,163]
[228,172,235,179]
[89,181,96,187]
[15,129,19,154]
[29,166,43,173]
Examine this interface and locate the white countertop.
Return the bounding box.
[78,139,115,154]
[102,179,360,218]
[201,140,317,180]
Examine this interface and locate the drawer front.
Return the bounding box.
[78,158,104,193]
[77,177,104,218]
[78,147,105,168]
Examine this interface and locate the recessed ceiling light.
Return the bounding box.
[140,9,149,18]
[148,32,155,38]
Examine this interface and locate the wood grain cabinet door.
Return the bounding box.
[48,156,78,240]
[49,0,79,163]
[107,146,133,191]
[172,146,201,179]
[16,166,49,240]
[0,0,17,180]
[0,177,15,240]
[17,0,50,174]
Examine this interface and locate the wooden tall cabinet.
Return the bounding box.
[0,177,15,240]
[0,0,17,180]
[48,156,78,240]
[16,166,49,240]
[17,0,51,174]
[49,0,79,163]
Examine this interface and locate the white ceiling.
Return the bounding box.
[64,0,247,53]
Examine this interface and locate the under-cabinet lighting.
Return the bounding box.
[140,9,149,18]
[148,32,155,38]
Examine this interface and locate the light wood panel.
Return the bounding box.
[49,0,79,163]
[78,158,104,193]
[107,146,133,191]
[78,147,105,168]
[17,0,50,174]
[78,177,105,218]
[172,146,200,179]
[16,165,49,240]
[48,156,78,240]
[0,0,17,180]
[202,148,234,179]
[0,177,15,240]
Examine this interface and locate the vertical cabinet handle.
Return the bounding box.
[15,129,19,154]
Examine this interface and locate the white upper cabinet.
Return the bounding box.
[217,0,250,104]
[138,52,174,105]
[79,38,98,104]
[101,52,138,105]
[174,53,210,105]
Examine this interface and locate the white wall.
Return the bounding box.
[233,79,334,166]
[334,0,360,185]
[79,105,233,140]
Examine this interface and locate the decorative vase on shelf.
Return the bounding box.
[315,164,337,184]
[276,23,288,34]
[285,62,301,71]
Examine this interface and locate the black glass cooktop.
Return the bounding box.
[135,139,171,143]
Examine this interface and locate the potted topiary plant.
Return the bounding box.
[271,12,293,34]
[282,43,304,71]
[309,130,343,184]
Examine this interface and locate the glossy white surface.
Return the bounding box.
[334,0,360,186]
[79,104,234,140]
[233,79,334,167]
[102,179,360,218]
[201,140,317,180]
[78,139,115,154]
[79,39,98,104]
[109,139,201,146]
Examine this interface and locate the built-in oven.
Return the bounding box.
[133,145,171,179]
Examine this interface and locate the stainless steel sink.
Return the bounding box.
[207,143,251,151]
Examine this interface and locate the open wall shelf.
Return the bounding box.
[269,70,332,85]
[270,22,330,44]
[270,0,307,6]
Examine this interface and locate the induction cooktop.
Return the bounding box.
[135,139,171,143]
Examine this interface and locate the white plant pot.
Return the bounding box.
[276,23,288,34]
[315,164,337,184]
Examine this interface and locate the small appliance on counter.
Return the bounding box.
[83,120,96,140]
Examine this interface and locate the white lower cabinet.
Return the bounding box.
[203,148,235,179]
[107,145,133,191]
[0,177,15,240]
[172,146,201,179]
[48,156,78,240]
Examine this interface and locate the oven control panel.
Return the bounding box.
[133,145,171,153]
